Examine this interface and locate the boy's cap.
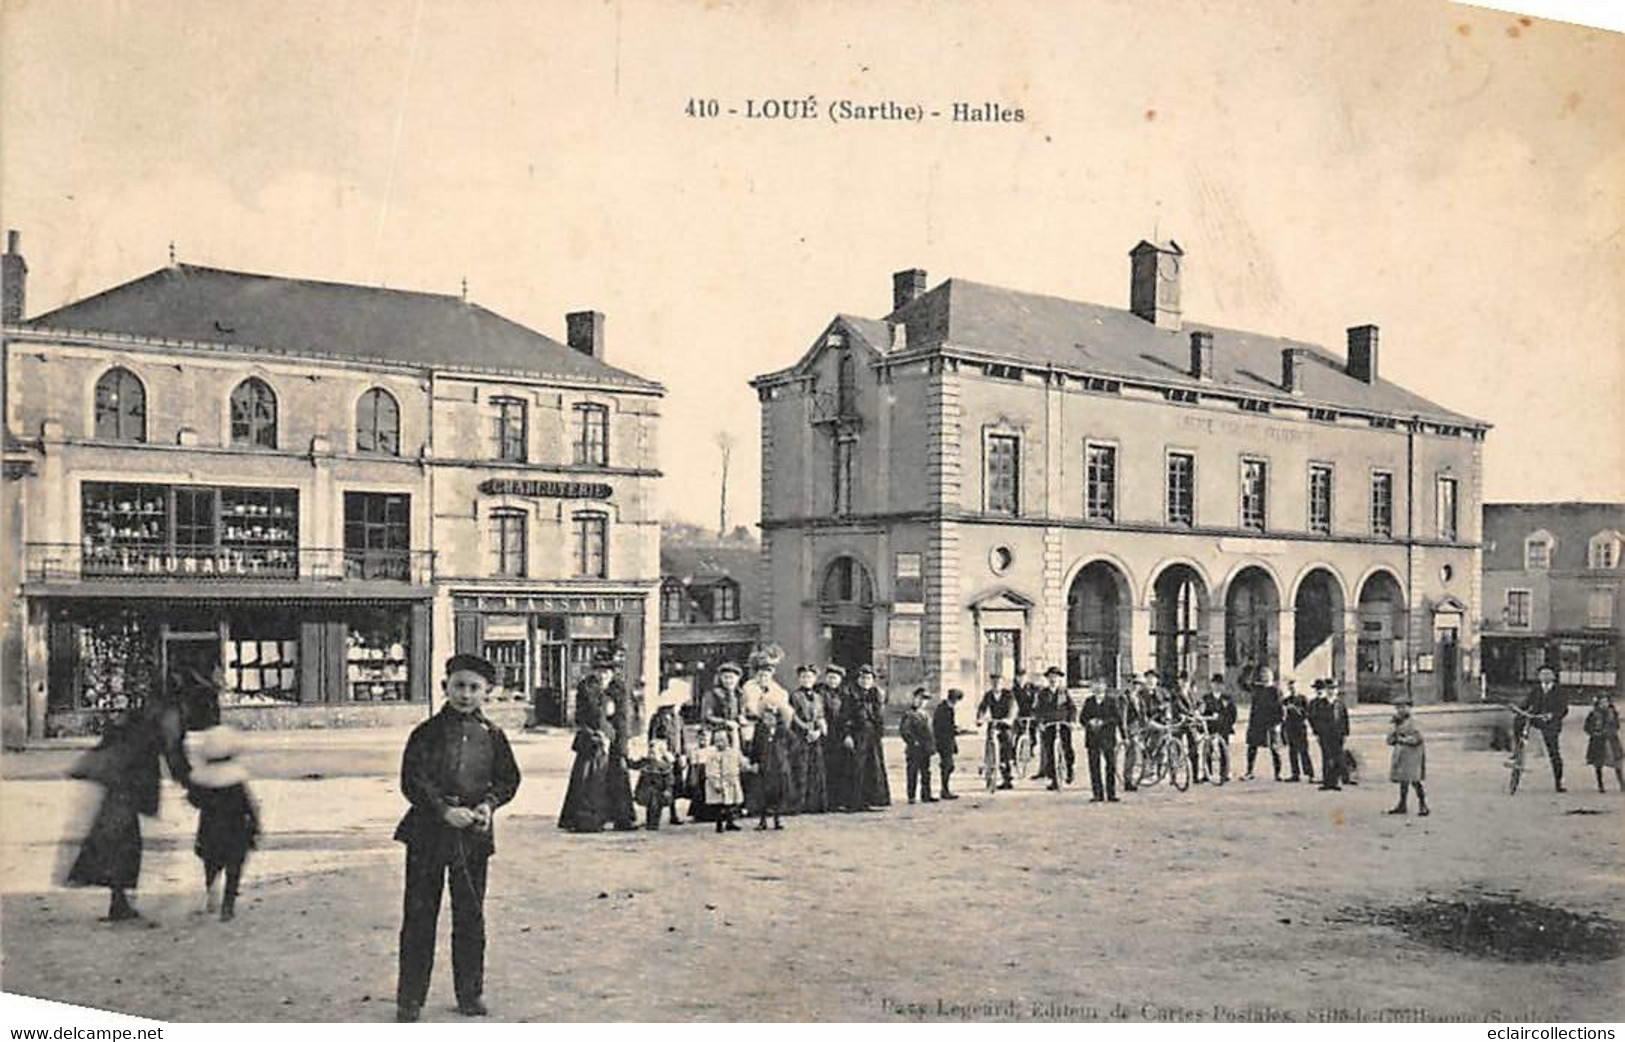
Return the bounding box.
[857,664,877,677]
[591,648,618,669]
[1044,666,1065,678]
[716,661,743,677]
[444,654,498,685]
[912,686,929,698]
[946,688,965,701]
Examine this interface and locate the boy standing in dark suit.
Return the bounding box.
[900,688,937,803]
[395,655,522,1023]
[933,689,963,800]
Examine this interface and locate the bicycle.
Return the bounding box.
[1186,713,1221,784]
[1136,720,1172,788]
[980,719,1013,793]
[1503,703,1549,796]
[1045,721,1075,790]
[1013,716,1037,780]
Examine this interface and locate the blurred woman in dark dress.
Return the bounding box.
[65,706,165,921]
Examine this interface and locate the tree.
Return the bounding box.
[715,430,736,539]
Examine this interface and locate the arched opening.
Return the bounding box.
[1151,564,1210,683]
[1225,566,1280,682]
[1292,568,1347,682]
[356,387,401,455]
[819,555,874,672]
[1356,570,1407,704]
[230,377,278,448]
[1066,560,1130,686]
[94,367,147,442]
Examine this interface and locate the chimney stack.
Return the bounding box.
[567,310,605,360]
[1281,348,1307,394]
[1,230,26,325]
[1129,239,1183,330]
[1346,325,1378,383]
[1189,330,1214,380]
[892,268,928,312]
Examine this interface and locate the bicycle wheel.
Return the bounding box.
[1051,730,1068,789]
[1206,736,1226,785]
[1015,731,1034,779]
[1169,741,1190,791]
[984,732,1000,793]
[1506,747,1522,796]
[1139,738,1165,787]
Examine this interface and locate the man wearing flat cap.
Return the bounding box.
[395,654,522,1022]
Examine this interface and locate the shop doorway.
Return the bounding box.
[1438,626,1460,703]
[162,630,221,728]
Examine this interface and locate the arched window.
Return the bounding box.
[836,352,857,416]
[1589,531,1623,570]
[1524,530,1555,570]
[819,556,874,606]
[356,388,401,455]
[230,378,278,448]
[94,368,147,442]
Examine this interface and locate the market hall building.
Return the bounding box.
[0,232,662,742]
[751,240,1489,704]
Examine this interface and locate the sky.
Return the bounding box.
[2,0,1621,527]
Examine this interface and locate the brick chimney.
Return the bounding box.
[1,230,26,324]
[1281,348,1307,394]
[1130,239,1183,331]
[892,268,927,312]
[1346,325,1378,383]
[1189,330,1214,380]
[566,310,605,360]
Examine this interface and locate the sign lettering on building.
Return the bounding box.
[1178,414,1310,443]
[479,478,613,499]
[453,593,635,614]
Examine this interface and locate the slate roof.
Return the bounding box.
[1483,503,1625,571]
[763,277,1485,427]
[22,264,662,391]
[659,543,761,622]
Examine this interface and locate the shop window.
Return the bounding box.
[344,492,411,580]
[224,634,300,706]
[94,367,147,442]
[573,403,609,466]
[1370,472,1394,538]
[356,388,401,456]
[1085,442,1116,522]
[51,610,160,711]
[1558,639,1617,689]
[492,397,527,462]
[1240,458,1268,531]
[1525,531,1554,570]
[489,509,527,577]
[574,513,608,578]
[347,610,411,702]
[1309,464,1333,535]
[80,482,297,579]
[230,378,278,449]
[1166,452,1194,526]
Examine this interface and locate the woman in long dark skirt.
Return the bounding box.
[66,709,163,921]
[786,665,828,813]
[558,656,617,833]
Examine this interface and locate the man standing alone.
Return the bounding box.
[1080,680,1123,803]
[933,689,963,800]
[395,655,522,1022]
[1525,664,1570,792]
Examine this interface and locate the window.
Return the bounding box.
[987,434,1020,516]
[713,581,739,622]
[836,353,857,416]
[356,389,400,456]
[1436,477,1458,541]
[1309,464,1333,535]
[661,581,687,624]
[79,482,298,579]
[488,509,527,577]
[573,403,609,466]
[1166,452,1194,526]
[94,368,146,442]
[1085,442,1117,522]
[492,397,527,462]
[1525,531,1554,570]
[1506,589,1532,628]
[1370,472,1394,538]
[229,378,277,448]
[1589,531,1623,570]
[1589,590,1615,629]
[833,438,854,516]
[574,513,608,578]
[820,556,874,605]
[343,492,410,579]
[1240,458,1268,531]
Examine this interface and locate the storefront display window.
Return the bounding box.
[348,610,411,702]
[224,620,300,706]
[50,610,160,711]
[81,482,299,579]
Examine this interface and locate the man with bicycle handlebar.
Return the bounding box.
[976,671,1018,790]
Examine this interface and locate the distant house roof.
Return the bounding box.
[1484,503,1625,571]
[22,264,662,392]
[760,277,1484,427]
[660,543,761,621]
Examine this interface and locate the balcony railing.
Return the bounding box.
[25,543,436,586]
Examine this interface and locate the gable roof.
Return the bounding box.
[22,264,662,391]
[1483,502,1625,571]
[881,278,1483,426]
[659,543,761,621]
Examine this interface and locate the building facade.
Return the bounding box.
[1481,502,1623,700]
[752,241,1489,705]
[1,234,661,742]
[659,539,762,695]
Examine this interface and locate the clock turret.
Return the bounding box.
[1129,238,1183,331]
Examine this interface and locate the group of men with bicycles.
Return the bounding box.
[976,665,1352,803]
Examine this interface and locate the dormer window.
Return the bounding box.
[1590,531,1623,570]
[1525,530,1555,570]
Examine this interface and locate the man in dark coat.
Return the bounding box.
[1280,679,1315,783]
[1079,681,1123,802]
[1199,673,1238,784]
[1036,666,1076,789]
[976,672,1018,790]
[1316,679,1351,791]
[1524,664,1570,792]
[843,664,892,810]
[933,688,963,800]
[395,655,522,1022]
[816,665,851,810]
[1012,668,1039,777]
[1244,666,1285,781]
[899,687,937,804]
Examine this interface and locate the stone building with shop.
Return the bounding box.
[751,240,1488,705]
[658,539,763,696]
[1481,502,1623,701]
[1,233,661,742]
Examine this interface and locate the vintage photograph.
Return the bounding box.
[1,0,1621,1027]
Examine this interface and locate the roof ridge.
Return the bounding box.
[175,263,465,302]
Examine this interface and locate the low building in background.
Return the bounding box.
[659,533,762,699]
[1481,502,1623,701]
[1,232,662,742]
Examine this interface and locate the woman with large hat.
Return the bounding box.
[559,649,633,833]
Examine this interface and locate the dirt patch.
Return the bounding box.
[1337,892,1625,964]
